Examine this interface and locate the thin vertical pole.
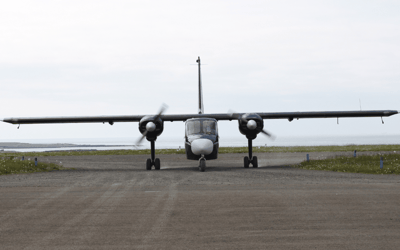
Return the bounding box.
[248,139,253,160]
[197,56,203,114]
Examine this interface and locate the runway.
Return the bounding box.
[1,152,399,249]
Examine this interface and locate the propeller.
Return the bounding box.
[136,104,168,145]
[228,110,276,140]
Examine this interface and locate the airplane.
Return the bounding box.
[2,57,398,172]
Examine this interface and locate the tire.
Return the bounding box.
[154,158,161,170]
[200,159,206,172]
[244,156,249,168]
[252,156,258,168]
[146,158,152,170]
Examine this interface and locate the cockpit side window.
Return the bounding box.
[202,120,216,135]
[187,120,201,135]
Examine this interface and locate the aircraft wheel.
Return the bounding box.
[146,158,152,170]
[154,158,161,170]
[252,156,258,168]
[244,156,249,168]
[199,159,206,172]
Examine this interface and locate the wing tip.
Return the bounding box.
[2,118,16,124]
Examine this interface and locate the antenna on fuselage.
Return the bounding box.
[197,56,204,114]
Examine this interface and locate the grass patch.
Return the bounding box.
[295,154,400,174]
[0,157,66,175]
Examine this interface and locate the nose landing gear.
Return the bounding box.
[199,155,206,172]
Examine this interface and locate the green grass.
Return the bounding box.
[0,144,399,158]
[295,154,400,174]
[0,156,66,175]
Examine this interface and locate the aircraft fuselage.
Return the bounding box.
[184,118,219,160]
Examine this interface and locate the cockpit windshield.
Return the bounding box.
[186,119,217,136]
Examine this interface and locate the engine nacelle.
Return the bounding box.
[139,115,164,141]
[238,113,264,140]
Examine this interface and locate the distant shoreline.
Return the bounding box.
[0,142,130,149]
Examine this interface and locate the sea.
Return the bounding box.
[1,134,399,152]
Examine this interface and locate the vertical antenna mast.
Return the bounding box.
[196,56,204,114]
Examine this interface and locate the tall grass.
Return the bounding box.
[295,154,400,174]
[0,157,65,175]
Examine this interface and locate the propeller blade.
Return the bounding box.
[228,110,247,122]
[261,129,276,140]
[136,131,147,145]
[156,103,168,118]
[228,110,238,119]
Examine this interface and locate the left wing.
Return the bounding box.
[3,110,398,124]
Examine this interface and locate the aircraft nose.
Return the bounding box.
[191,139,214,155]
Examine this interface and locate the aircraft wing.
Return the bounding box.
[2,110,398,124]
[3,115,144,124]
[164,110,399,121]
[255,110,399,120]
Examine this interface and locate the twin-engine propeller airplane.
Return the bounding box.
[3,57,398,171]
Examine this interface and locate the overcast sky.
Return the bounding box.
[1,0,399,143]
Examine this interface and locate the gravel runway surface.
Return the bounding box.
[1,152,399,249]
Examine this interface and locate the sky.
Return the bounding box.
[0,0,399,144]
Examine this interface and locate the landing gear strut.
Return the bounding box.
[199,155,206,172]
[244,139,258,168]
[146,140,160,170]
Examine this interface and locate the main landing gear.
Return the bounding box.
[146,140,160,170]
[244,139,258,168]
